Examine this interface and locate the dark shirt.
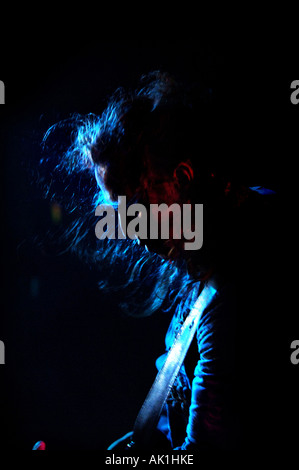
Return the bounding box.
[156,186,282,452]
[157,281,236,450]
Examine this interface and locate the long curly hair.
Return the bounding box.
[38,71,220,317]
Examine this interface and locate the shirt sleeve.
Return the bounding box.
[177,286,237,451]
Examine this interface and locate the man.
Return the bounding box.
[39,71,280,453]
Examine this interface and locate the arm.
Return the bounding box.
[178,288,237,451]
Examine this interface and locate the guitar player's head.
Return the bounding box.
[41,70,246,291]
[40,71,267,316]
[84,72,234,270]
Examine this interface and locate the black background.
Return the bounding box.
[0,39,298,461]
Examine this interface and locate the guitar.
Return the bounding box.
[107,429,172,451]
